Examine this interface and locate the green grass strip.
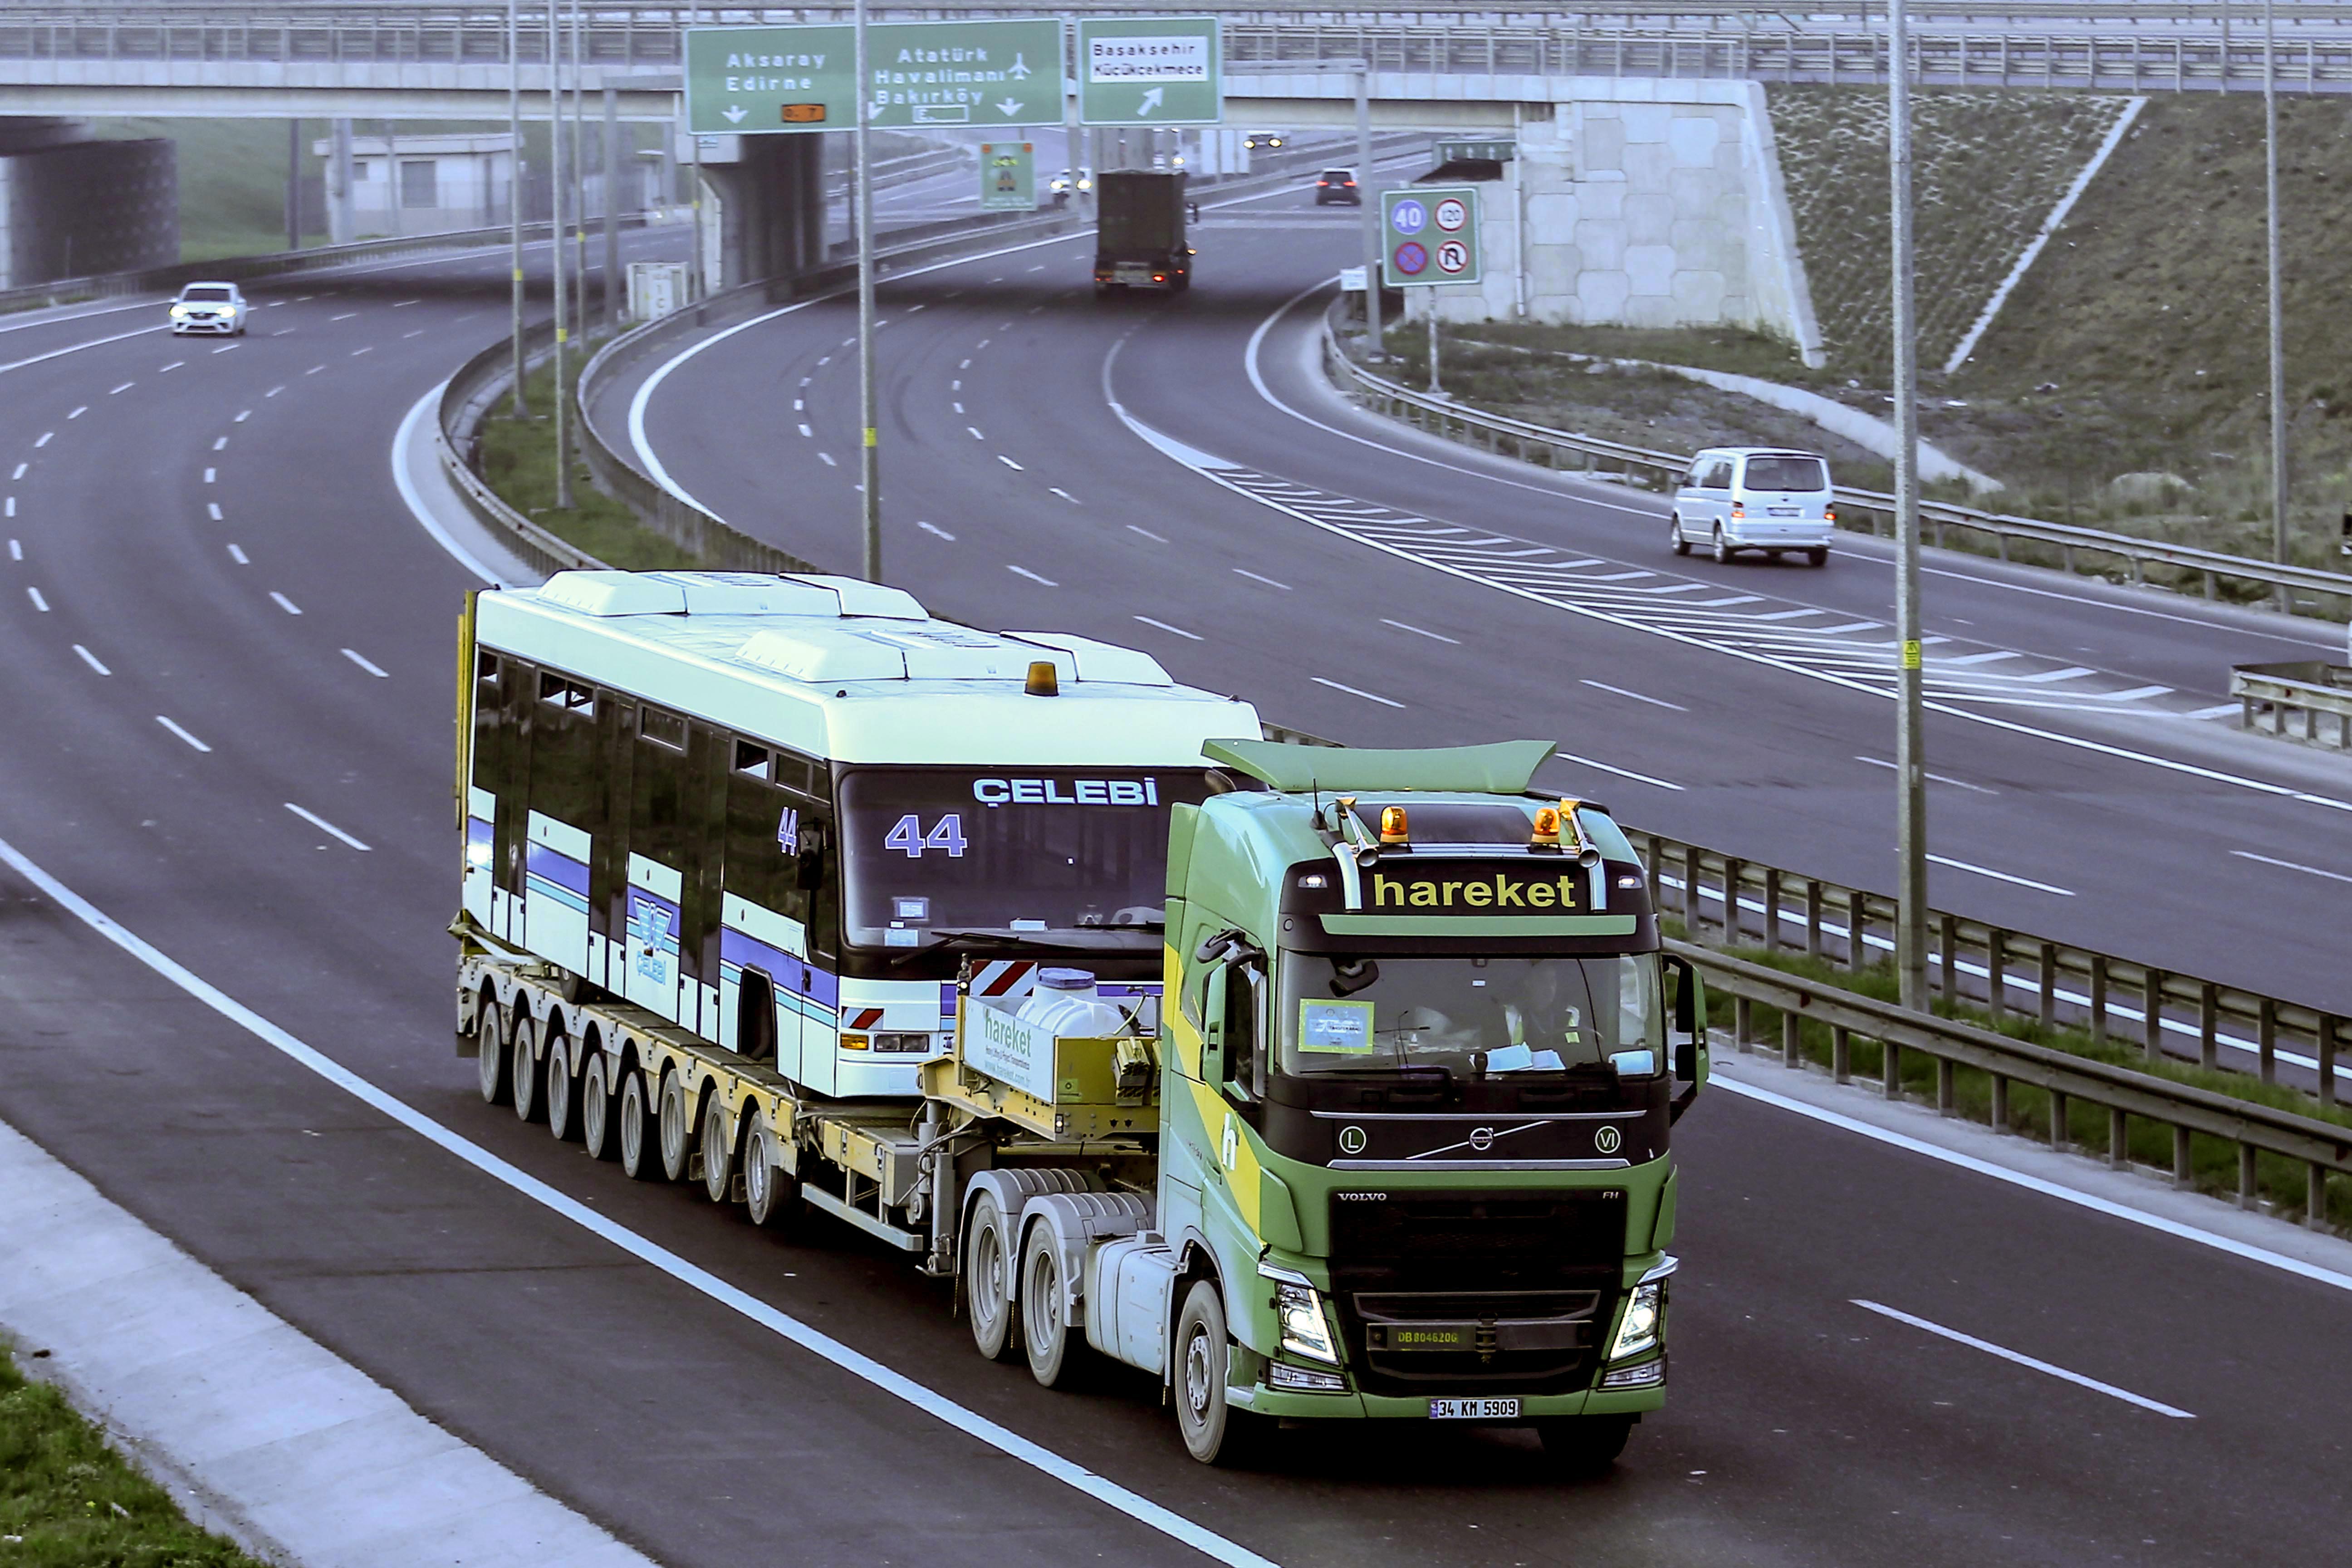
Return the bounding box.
[0,1342,264,1566]
[474,352,701,572]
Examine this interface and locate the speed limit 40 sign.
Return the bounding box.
[1382,184,1481,287]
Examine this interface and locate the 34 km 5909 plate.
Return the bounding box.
[1429,1397,1520,1420]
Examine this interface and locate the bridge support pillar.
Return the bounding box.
[326,118,356,245]
[696,134,824,294]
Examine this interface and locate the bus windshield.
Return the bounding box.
[836,766,1213,951]
[1278,954,1664,1078]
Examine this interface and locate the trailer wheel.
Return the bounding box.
[657,1072,695,1184]
[544,1031,582,1142]
[700,1097,735,1203]
[962,1190,1021,1363]
[510,1014,544,1124]
[474,1005,510,1106]
[580,1057,615,1161]
[1535,1414,1634,1479]
[617,1068,659,1181]
[744,1124,800,1230]
[1174,1280,1265,1467]
[1020,1225,1088,1389]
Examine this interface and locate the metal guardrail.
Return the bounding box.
[2230,661,2352,748]
[5,13,2348,95]
[1320,314,2352,617]
[435,319,607,580]
[1634,826,2347,1111]
[1677,938,2351,1229]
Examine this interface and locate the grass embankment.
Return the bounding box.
[0,1343,263,1566]
[475,355,701,571]
[1676,926,2352,1231]
[91,118,330,261]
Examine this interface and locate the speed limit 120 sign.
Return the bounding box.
[1382,184,1481,287]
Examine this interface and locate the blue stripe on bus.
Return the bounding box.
[525,872,590,915]
[720,923,838,1011]
[527,840,590,898]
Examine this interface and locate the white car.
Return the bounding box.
[169,282,247,336]
[1669,446,1836,565]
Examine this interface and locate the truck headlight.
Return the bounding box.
[1608,1281,1664,1361]
[1261,1265,1338,1364]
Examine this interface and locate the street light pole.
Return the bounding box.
[1889,0,1928,1009]
[2264,0,2289,604]
[1357,64,1381,358]
[855,0,882,583]
[547,0,571,510]
[508,0,526,416]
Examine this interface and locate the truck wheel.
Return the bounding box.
[962,1189,1021,1362]
[544,1031,581,1142]
[1536,1414,1634,1478]
[510,1014,544,1124]
[700,1096,735,1204]
[1174,1280,1265,1466]
[474,1005,510,1106]
[617,1068,659,1181]
[580,1057,615,1161]
[744,1124,800,1231]
[1021,1225,1088,1389]
[658,1072,695,1183]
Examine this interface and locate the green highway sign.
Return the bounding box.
[1436,138,1516,163]
[979,142,1037,211]
[1077,17,1222,126]
[686,20,1064,135]
[1381,184,1483,288]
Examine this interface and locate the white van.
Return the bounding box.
[1669,447,1836,566]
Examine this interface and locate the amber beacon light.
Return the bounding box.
[1024,661,1060,697]
[1378,806,1410,843]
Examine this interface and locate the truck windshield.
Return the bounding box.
[837,766,1211,951]
[1278,954,1663,1078]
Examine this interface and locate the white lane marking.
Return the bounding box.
[110,382,134,395]
[1924,853,2073,896]
[155,716,211,752]
[272,328,297,337]
[953,402,965,415]
[330,311,358,321]
[235,410,250,422]
[1312,676,1403,708]
[211,436,228,451]
[158,360,185,372]
[351,346,374,358]
[26,586,49,612]
[817,355,831,366]
[266,385,284,397]
[1580,569,1656,583]
[1133,615,1202,641]
[0,325,165,381]
[1551,750,1683,790]
[1940,649,2020,667]
[4,498,12,517]
[951,379,961,391]
[818,452,838,467]
[212,343,240,355]
[1854,755,1999,795]
[396,381,529,588]
[305,365,326,376]
[1851,1300,2193,1419]
[284,802,372,852]
[227,544,249,564]
[1812,620,1881,635]
[72,644,110,676]
[207,503,223,520]
[5,539,17,560]
[798,376,811,388]
[10,464,23,480]
[916,521,956,541]
[1007,565,1057,586]
[1126,524,1168,543]
[1233,568,1291,591]
[1049,487,1080,504]
[340,648,389,678]
[978,338,991,348]
[2016,664,2097,684]
[0,833,1284,1568]
[798,423,813,437]
[203,468,217,483]
[960,358,972,369]
[392,299,420,308]
[1581,679,1686,712]
[403,329,424,340]
[967,426,985,440]
[1753,606,1824,621]
[2097,683,2175,702]
[2187,702,2240,720]
[1715,1071,2352,1295]
[270,591,303,616]
[998,455,1024,470]
[2230,850,2352,886]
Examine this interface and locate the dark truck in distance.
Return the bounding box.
[1095,170,1193,294]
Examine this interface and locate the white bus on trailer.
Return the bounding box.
[460,570,1261,1104]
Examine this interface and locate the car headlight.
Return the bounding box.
[170,305,189,316]
[1261,1264,1338,1364]
[1609,1261,1675,1360]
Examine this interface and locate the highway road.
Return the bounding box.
[0,186,2347,1568]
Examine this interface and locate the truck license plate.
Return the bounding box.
[1428,1397,1520,1420]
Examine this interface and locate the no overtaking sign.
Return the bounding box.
[1382,185,1482,288]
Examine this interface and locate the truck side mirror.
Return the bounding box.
[1665,955,1707,1084]
[1200,965,1229,1086]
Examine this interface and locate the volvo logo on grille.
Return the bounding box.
[1338,1125,1368,1155]
[1468,1126,1495,1152]
[1594,1125,1622,1155]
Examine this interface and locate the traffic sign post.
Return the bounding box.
[1381,185,1481,394]
[1077,17,1222,127]
[979,142,1036,211]
[686,20,1064,133]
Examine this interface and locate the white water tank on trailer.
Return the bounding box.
[1016,969,1128,1038]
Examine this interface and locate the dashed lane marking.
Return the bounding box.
[2230,850,2352,886]
[1382,618,1459,644]
[284,803,372,852]
[270,591,302,616]
[1007,565,1057,587]
[1127,525,1167,544]
[71,644,109,676]
[340,648,389,678]
[1312,676,1402,708]
[998,455,1023,471]
[26,586,48,612]
[1852,1301,2192,1419]
[1233,568,1290,591]
[212,436,228,451]
[1133,615,1201,641]
[916,521,956,541]
[227,544,249,564]
[1581,679,1686,712]
[1551,751,1683,791]
[155,716,211,752]
[1855,755,1998,795]
[1925,854,2074,896]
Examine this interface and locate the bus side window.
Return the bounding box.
[494,656,537,897]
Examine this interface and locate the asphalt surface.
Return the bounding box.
[0,184,2347,1568]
